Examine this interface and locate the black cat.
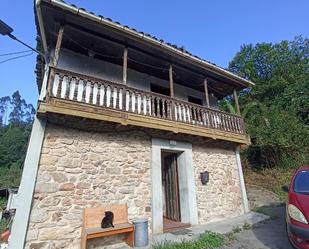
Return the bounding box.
[101,211,114,228]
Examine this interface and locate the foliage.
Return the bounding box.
[0,91,34,188]
[153,231,224,249]
[0,91,35,126]
[228,36,309,168]
[0,198,6,210]
[244,166,294,202]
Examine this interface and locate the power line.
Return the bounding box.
[0,51,34,64]
[0,50,32,57]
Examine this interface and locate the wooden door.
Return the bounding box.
[163,154,181,222]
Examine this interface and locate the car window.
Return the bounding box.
[294,170,309,194]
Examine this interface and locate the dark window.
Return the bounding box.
[294,170,309,194]
[150,84,170,96]
[188,96,203,105]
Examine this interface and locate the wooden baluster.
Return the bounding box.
[120,88,124,110]
[108,85,112,108]
[135,92,138,113]
[126,90,130,112]
[192,107,196,123]
[56,74,63,98]
[197,108,201,124]
[200,109,205,126]
[188,105,193,124]
[81,79,86,102]
[166,100,170,119]
[162,99,166,118]
[65,76,70,99]
[221,114,226,131]
[209,111,214,128]
[89,81,94,105]
[114,87,118,109]
[145,95,148,115]
[240,118,245,134]
[103,84,108,107]
[142,94,146,115]
[224,114,229,131]
[151,96,155,117]
[185,105,189,123]
[96,84,101,105]
[73,77,78,101]
[225,115,230,131]
[236,117,241,133]
[116,87,120,109]
[230,116,235,132]
[156,97,160,117]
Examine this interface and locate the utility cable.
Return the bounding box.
[0,49,32,56]
[0,51,34,64]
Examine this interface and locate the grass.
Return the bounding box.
[153,231,224,249]
[242,223,252,230]
[244,166,294,203]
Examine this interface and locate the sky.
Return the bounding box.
[0,0,308,106]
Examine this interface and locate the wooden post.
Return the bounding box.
[169,64,175,120]
[204,78,210,108]
[169,64,174,98]
[123,47,128,84]
[233,89,241,115]
[53,26,64,67]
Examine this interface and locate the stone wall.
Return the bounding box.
[193,142,244,224]
[25,122,245,248]
[25,124,151,249]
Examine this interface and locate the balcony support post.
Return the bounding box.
[169,64,175,120]
[204,78,210,108]
[169,64,174,98]
[52,25,64,67]
[123,47,128,84]
[233,89,241,115]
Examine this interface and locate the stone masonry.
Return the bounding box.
[25,124,151,249]
[193,142,244,223]
[25,123,244,248]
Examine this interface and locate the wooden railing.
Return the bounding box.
[46,67,245,135]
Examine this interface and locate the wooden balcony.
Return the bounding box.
[38,67,249,144]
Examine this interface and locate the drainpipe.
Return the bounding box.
[8,3,48,248]
[235,146,250,213]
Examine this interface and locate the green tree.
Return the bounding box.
[0,91,35,187]
[228,36,309,168]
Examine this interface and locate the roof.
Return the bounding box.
[35,0,255,94]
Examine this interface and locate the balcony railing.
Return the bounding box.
[46,67,245,135]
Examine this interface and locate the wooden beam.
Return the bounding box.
[53,26,64,67]
[233,89,241,115]
[169,64,174,98]
[123,47,128,84]
[204,78,210,108]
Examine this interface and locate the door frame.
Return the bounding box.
[151,138,198,234]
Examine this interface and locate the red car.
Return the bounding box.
[286,166,309,249]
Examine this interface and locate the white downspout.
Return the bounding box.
[8,2,48,248]
[235,146,250,213]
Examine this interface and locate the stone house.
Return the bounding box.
[9,0,254,248]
